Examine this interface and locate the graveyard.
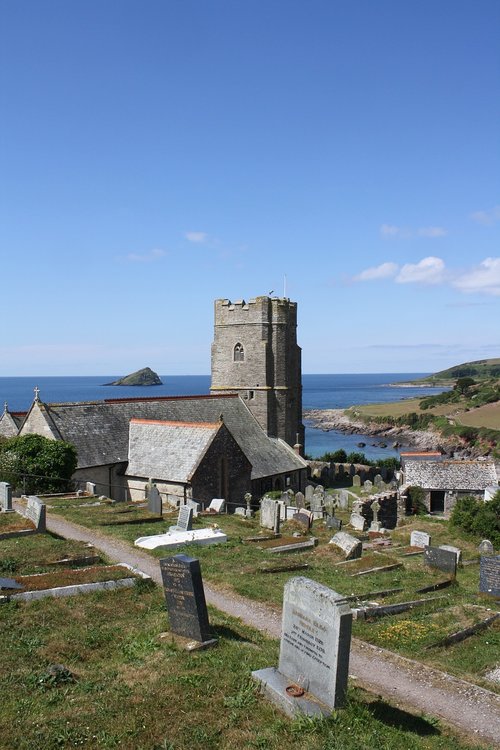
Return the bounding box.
[1,485,499,748]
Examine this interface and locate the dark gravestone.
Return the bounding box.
[170,505,193,532]
[326,515,342,531]
[424,546,457,576]
[159,554,214,644]
[292,511,312,530]
[479,555,500,597]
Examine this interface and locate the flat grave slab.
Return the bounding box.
[258,536,317,554]
[135,528,227,550]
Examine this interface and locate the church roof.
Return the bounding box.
[404,459,498,491]
[28,394,307,479]
[127,419,221,483]
[0,407,26,438]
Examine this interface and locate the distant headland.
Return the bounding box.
[104,367,163,386]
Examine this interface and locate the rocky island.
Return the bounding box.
[104,367,163,386]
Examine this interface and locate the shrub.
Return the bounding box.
[450,491,500,547]
[0,434,77,494]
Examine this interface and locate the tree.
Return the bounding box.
[0,434,77,495]
[454,377,475,395]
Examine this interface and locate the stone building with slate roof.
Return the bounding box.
[125,418,251,505]
[402,457,498,515]
[18,392,307,503]
[0,403,27,438]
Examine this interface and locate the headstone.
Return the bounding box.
[0,482,13,512]
[260,498,280,530]
[292,510,312,530]
[479,555,500,597]
[374,474,383,487]
[352,474,361,487]
[252,577,352,716]
[338,490,349,510]
[479,539,494,555]
[326,516,342,531]
[170,505,193,532]
[244,492,254,518]
[186,498,201,517]
[159,554,215,645]
[363,479,373,491]
[295,492,305,510]
[25,496,46,532]
[305,485,314,503]
[329,531,362,559]
[310,494,324,519]
[85,481,96,495]
[424,546,457,576]
[147,483,162,515]
[208,498,225,513]
[439,544,461,564]
[350,512,366,531]
[369,500,381,532]
[410,530,431,549]
[235,507,246,516]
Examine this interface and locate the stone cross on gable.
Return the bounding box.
[34,386,40,402]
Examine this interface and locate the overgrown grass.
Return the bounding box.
[0,584,488,750]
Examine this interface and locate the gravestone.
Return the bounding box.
[159,554,216,646]
[244,492,254,518]
[352,474,361,487]
[170,505,193,532]
[374,474,383,487]
[326,515,342,531]
[329,531,362,559]
[147,483,162,515]
[260,498,280,530]
[363,479,373,491]
[0,482,13,512]
[369,500,381,532]
[25,496,46,532]
[208,498,225,513]
[252,577,352,716]
[410,530,431,549]
[350,512,366,531]
[424,546,457,576]
[305,485,314,503]
[85,481,96,495]
[479,539,494,555]
[186,498,201,517]
[295,492,305,510]
[439,544,461,564]
[479,555,500,597]
[234,507,246,516]
[339,490,349,510]
[310,494,324,519]
[292,509,313,531]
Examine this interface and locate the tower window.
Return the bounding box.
[234,343,245,362]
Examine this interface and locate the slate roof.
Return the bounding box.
[127,419,220,482]
[404,459,498,491]
[0,409,25,438]
[31,394,307,479]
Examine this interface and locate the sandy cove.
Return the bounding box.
[304,408,460,453]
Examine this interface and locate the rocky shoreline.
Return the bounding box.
[304,408,459,453]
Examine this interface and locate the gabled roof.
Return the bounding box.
[404,459,498,491]
[21,394,307,479]
[127,419,221,483]
[0,406,26,438]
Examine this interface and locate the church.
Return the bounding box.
[1,296,307,507]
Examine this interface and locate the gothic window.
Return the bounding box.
[234,343,244,362]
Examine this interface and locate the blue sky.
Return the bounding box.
[1,0,499,376]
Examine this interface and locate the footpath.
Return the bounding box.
[42,510,500,747]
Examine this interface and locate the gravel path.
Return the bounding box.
[41,511,500,747]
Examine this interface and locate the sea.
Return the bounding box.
[0,373,448,460]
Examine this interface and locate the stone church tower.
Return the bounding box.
[210,296,304,451]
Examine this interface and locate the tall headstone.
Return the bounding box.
[295,492,305,510]
[159,554,216,646]
[147,483,162,515]
[305,484,314,503]
[352,474,361,487]
[244,492,254,518]
[479,555,500,597]
[374,474,383,488]
[339,490,349,510]
[252,577,352,716]
[0,482,13,512]
[260,498,280,530]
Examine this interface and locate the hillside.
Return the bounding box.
[104,367,163,386]
[421,358,500,383]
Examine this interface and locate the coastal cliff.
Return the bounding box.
[105,367,163,387]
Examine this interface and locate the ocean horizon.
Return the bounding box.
[0,373,447,460]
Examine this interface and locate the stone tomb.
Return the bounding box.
[24,496,46,532]
[424,546,457,576]
[0,482,13,512]
[252,577,352,716]
[329,531,362,560]
[410,530,431,549]
[159,554,216,648]
[479,555,500,597]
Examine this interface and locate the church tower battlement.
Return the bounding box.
[210,296,304,451]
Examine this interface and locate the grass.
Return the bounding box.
[46,499,500,691]
[456,401,500,429]
[0,579,488,750]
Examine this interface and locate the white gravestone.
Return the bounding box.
[0,482,13,512]
[350,512,366,531]
[329,531,362,560]
[410,530,431,548]
[25,496,46,532]
[252,577,352,716]
[260,498,280,530]
[208,498,225,513]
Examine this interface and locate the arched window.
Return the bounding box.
[233,343,244,362]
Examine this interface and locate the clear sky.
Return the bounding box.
[1,1,499,376]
